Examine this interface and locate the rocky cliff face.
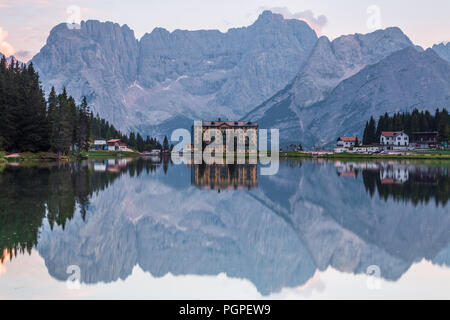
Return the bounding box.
[245,34,450,148]
[433,42,450,63]
[303,47,450,147]
[244,27,417,146]
[32,11,318,137]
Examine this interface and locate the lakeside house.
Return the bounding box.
[192,120,258,153]
[411,131,439,149]
[335,137,359,153]
[107,139,128,151]
[380,131,409,148]
[91,140,107,151]
[336,137,359,148]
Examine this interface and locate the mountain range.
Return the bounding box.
[30,11,450,147]
[31,11,317,138]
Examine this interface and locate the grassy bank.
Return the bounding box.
[2,152,72,162]
[0,156,7,173]
[80,150,140,158]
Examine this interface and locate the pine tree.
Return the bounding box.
[163,136,169,151]
[367,117,377,144]
[136,133,144,152]
[363,121,369,145]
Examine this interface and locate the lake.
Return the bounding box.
[0,157,449,299]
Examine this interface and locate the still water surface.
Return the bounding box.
[0,158,449,299]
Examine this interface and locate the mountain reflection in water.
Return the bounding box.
[0,158,449,296]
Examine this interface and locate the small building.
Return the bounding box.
[380,131,409,147]
[412,131,438,149]
[336,137,359,149]
[107,139,127,151]
[91,140,107,151]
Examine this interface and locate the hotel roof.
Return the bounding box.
[202,121,258,128]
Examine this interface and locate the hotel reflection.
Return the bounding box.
[191,164,258,191]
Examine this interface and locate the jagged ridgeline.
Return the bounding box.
[0,160,160,263]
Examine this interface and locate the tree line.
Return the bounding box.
[363,108,450,145]
[0,55,164,155]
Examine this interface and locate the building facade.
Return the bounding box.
[380,131,409,147]
[412,131,438,149]
[192,121,258,153]
[91,140,107,151]
[336,137,359,148]
[107,139,128,151]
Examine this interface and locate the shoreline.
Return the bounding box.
[279,151,450,160]
[0,151,141,164]
[2,150,450,168]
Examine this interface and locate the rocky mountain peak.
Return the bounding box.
[255,10,285,24]
[433,42,450,63]
[32,12,319,136]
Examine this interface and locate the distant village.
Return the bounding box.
[88,129,447,156]
[86,111,449,157]
[334,131,445,154]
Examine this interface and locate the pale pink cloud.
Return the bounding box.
[0,27,16,57]
[258,6,328,36]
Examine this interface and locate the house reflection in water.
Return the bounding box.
[91,158,132,173]
[334,160,449,205]
[380,164,409,184]
[191,164,258,191]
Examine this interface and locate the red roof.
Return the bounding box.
[107,139,126,146]
[381,131,403,137]
[338,137,358,142]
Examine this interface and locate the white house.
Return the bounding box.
[336,137,359,148]
[107,139,128,151]
[380,131,409,147]
[90,140,107,151]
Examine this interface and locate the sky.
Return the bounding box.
[0,0,449,62]
[2,250,450,299]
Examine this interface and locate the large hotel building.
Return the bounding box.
[191,120,258,153]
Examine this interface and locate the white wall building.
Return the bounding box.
[336,137,359,148]
[380,131,409,147]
